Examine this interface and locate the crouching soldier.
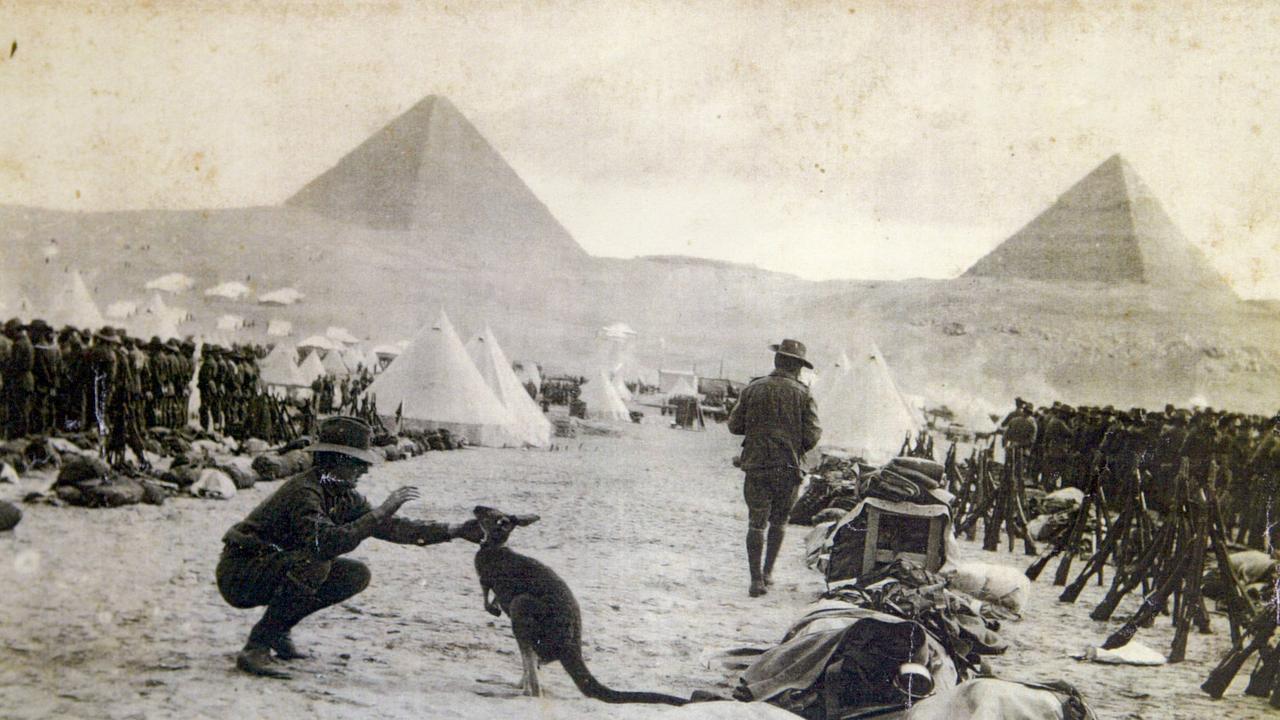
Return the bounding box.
[216,416,479,678]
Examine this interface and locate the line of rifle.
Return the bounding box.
[1202,604,1278,699]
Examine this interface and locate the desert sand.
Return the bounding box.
[0,420,1273,719]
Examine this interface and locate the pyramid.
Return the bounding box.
[362,310,520,447]
[466,326,551,447]
[285,96,586,263]
[819,337,918,463]
[965,155,1229,293]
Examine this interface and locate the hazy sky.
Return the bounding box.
[2,2,1278,296]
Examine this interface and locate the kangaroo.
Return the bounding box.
[471,505,687,705]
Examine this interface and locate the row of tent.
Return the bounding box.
[361,311,554,448]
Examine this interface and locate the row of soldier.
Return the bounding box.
[998,398,1280,549]
[1,318,297,459]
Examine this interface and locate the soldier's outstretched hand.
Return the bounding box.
[378,486,420,518]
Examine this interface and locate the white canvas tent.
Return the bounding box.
[298,335,338,352]
[105,300,139,320]
[216,314,245,331]
[131,293,182,340]
[46,270,106,329]
[145,272,194,293]
[258,288,304,306]
[659,369,698,395]
[259,342,308,389]
[819,338,919,463]
[362,311,520,447]
[326,326,361,345]
[205,281,251,300]
[298,351,326,384]
[466,327,551,447]
[266,319,293,337]
[580,370,631,422]
[321,349,350,376]
[810,349,852,404]
[612,374,633,402]
[667,375,699,398]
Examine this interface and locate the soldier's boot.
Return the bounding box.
[762,524,787,587]
[249,559,369,664]
[746,528,766,597]
[236,642,292,679]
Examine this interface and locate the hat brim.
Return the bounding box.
[305,443,381,465]
[769,345,814,369]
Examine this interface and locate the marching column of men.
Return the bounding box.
[999,399,1280,551]
[1,317,287,448]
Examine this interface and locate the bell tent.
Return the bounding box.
[298,351,326,384]
[580,370,631,422]
[259,343,308,391]
[819,338,918,463]
[465,326,551,447]
[46,270,106,330]
[362,311,520,447]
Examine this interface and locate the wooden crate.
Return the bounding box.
[860,507,946,575]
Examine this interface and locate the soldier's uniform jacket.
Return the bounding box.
[8,333,34,391]
[222,468,453,560]
[32,342,61,395]
[727,369,821,472]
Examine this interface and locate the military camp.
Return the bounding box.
[3,4,1280,720]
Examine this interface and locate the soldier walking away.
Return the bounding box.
[215,416,479,679]
[728,339,821,598]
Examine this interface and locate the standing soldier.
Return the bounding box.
[106,333,149,469]
[86,329,120,447]
[727,339,821,598]
[5,321,35,439]
[199,347,219,433]
[57,329,84,433]
[29,320,60,435]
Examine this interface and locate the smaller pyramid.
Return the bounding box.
[965,155,1229,294]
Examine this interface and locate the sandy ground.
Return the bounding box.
[0,420,1274,719]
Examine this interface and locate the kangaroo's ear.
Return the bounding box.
[513,514,540,526]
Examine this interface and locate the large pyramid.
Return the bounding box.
[286,95,586,263]
[965,155,1228,293]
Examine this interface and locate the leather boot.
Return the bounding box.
[270,632,310,660]
[236,642,292,679]
[747,528,766,597]
[762,524,786,587]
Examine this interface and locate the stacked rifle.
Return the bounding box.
[1029,458,1261,668]
[951,439,1037,556]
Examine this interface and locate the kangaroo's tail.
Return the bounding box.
[560,646,687,705]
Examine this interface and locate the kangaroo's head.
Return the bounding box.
[474,505,540,548]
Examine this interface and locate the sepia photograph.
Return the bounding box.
[1,2,1279,718]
